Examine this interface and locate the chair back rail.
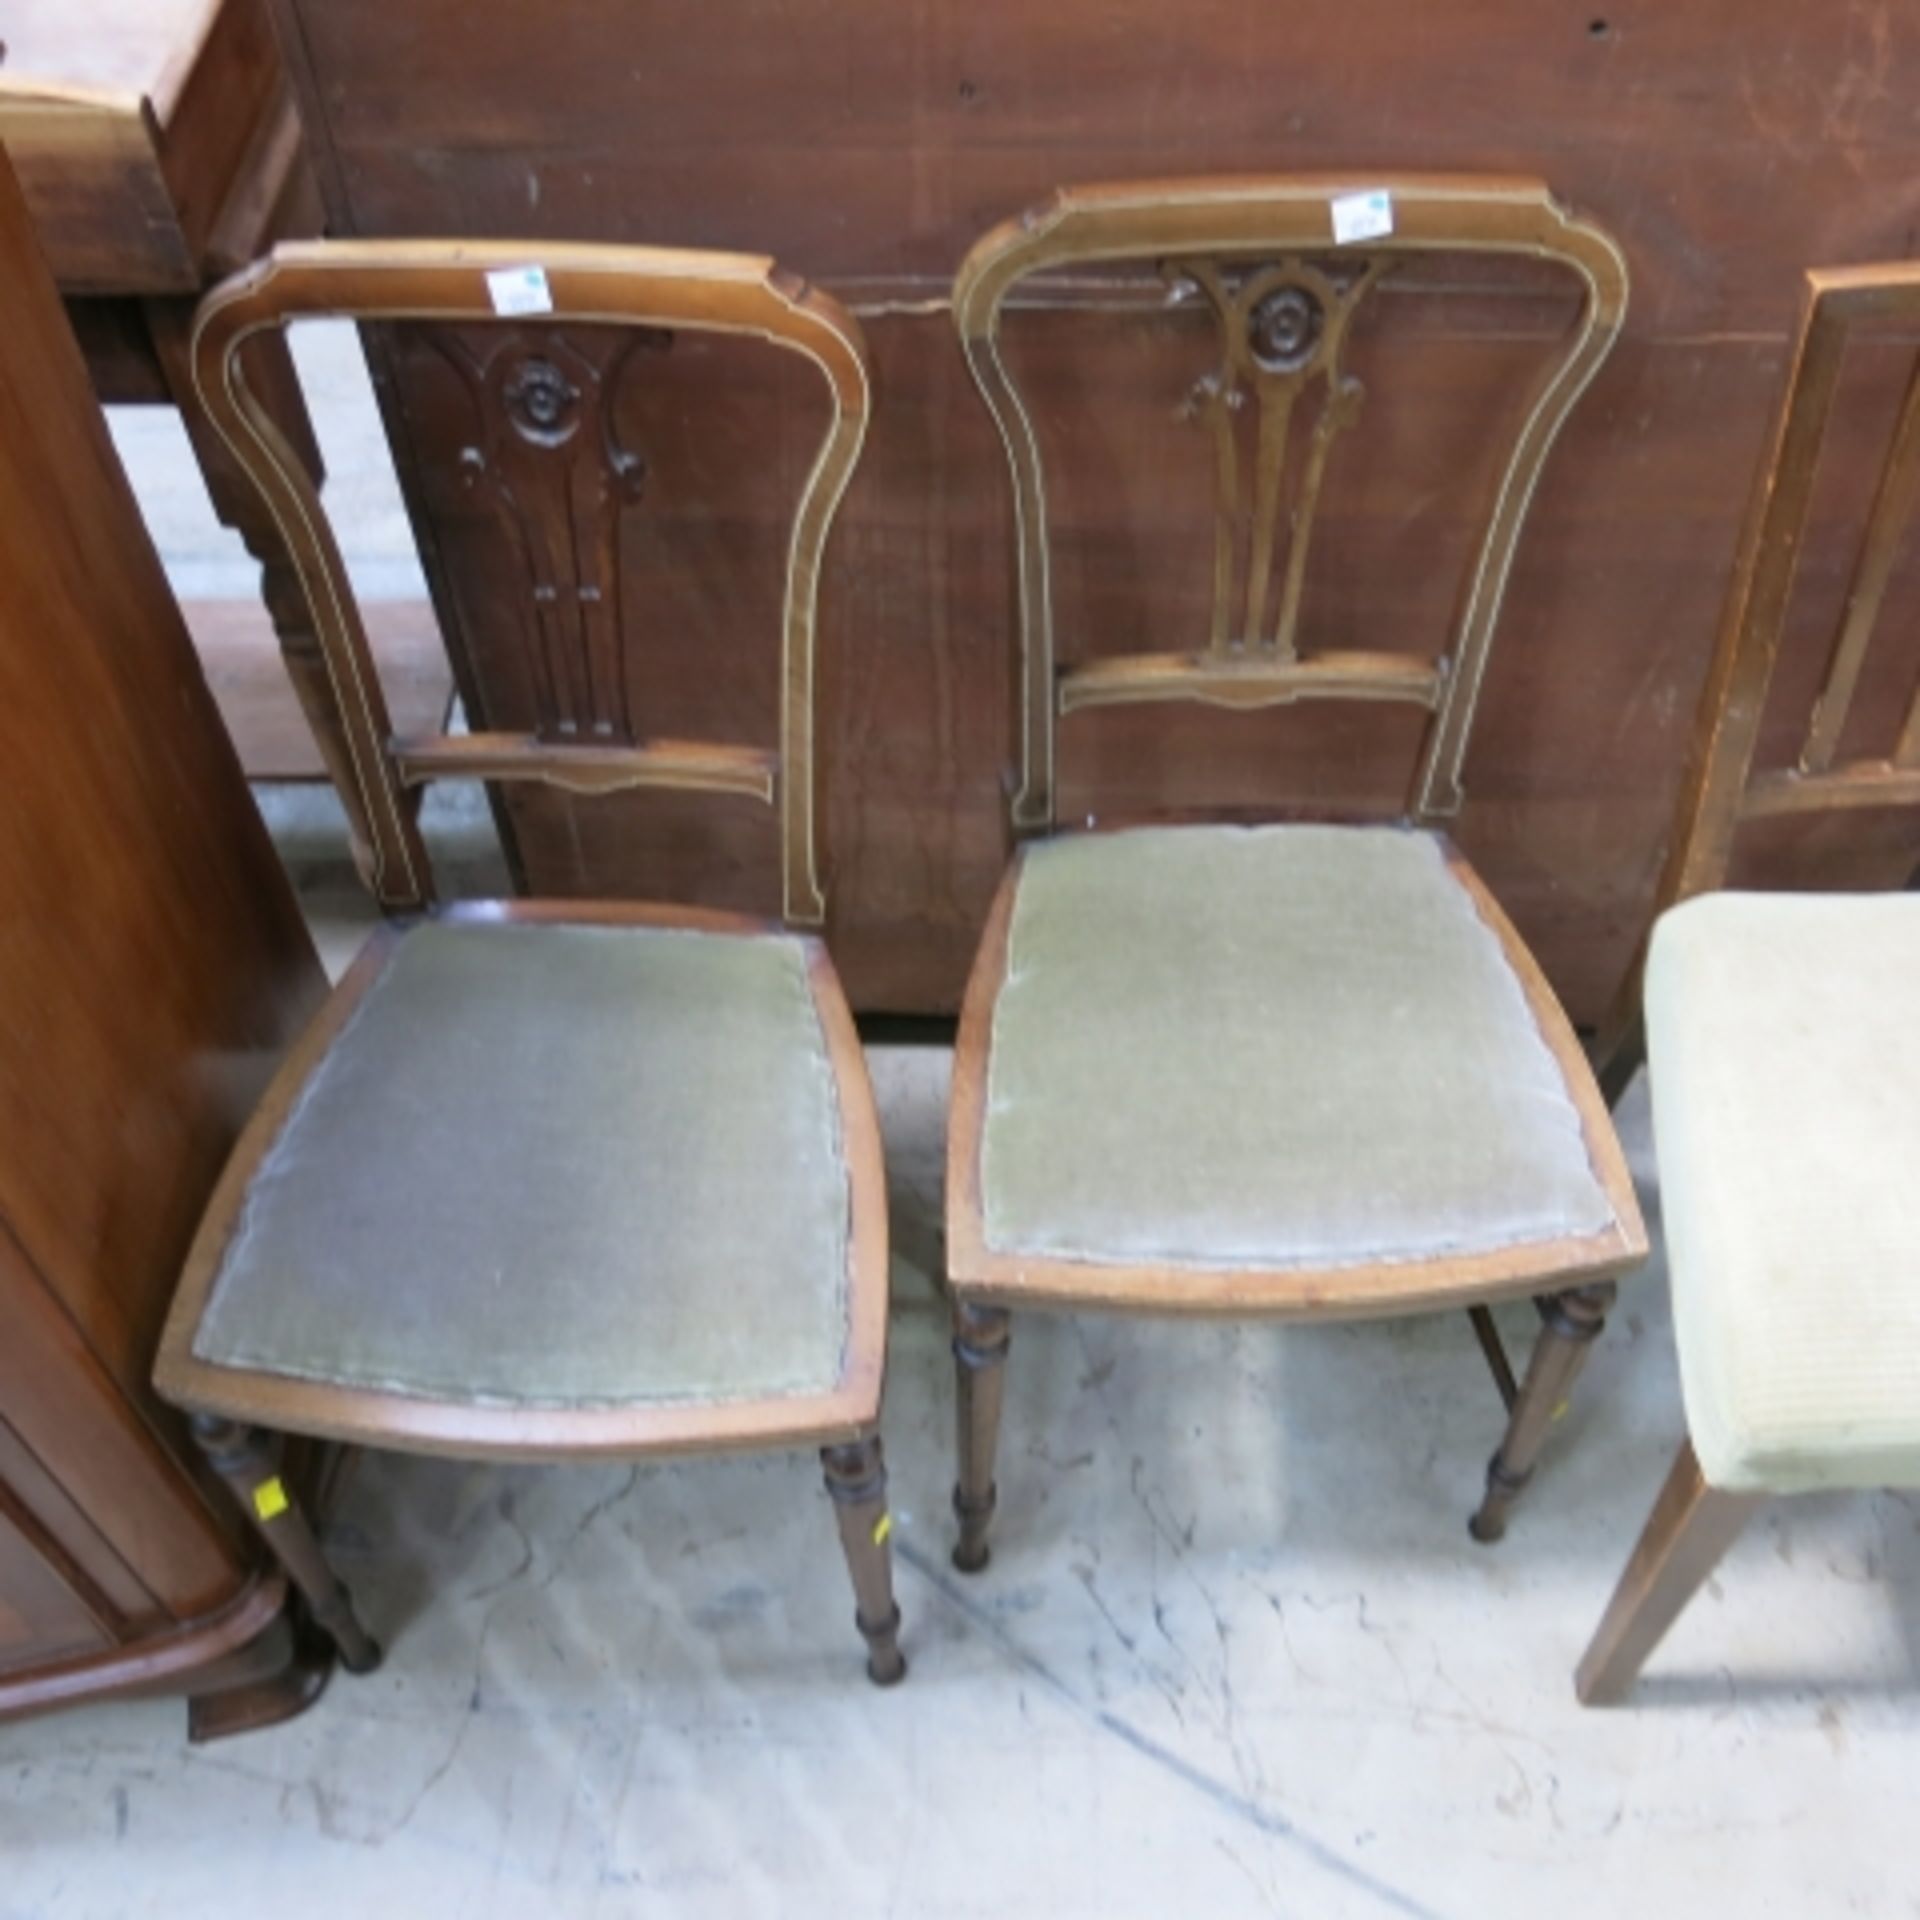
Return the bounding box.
[1593,264,1920,1090]
[952,174,1629,832]
[189,240,871,924]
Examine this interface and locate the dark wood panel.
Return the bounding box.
[0,1223,242,1619]
[0,1416,158,1631]
[282,0,1920,320]
[269,0,1920,1015]
[0,1510,108,1675]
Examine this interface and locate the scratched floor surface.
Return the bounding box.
[7,901,1920,1918]
[4,333,1917,1918]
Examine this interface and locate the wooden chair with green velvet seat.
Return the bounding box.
[1579,263,1920,1703]
[151,238,906,1686]
[942,174,1649,1572]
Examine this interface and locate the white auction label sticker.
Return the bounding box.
[486,265,555,316]
[1330,190,1394,245]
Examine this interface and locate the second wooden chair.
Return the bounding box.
[1580,262,1920,1703]
[942,174,1649,1571]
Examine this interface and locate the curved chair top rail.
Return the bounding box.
[1590,261,1920,1086]
[190,239,871,924]
[952,173,1629,831]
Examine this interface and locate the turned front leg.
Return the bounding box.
[820,1435,906,1686]
[1469,1281,1616,1544]
[951,1301,1011,1573]
[191,1414,382,1673]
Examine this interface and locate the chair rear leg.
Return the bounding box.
[821,1435,907,1686]
[1577,1438,1759,1704]
[1467,1305,1520,1410]
[951,1301,1011,1572]
[1469,1281,1616,1542]
[191,1414,383,1673]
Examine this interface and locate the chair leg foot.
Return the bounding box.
[821,1435,907,1686]
[950,1535,992,1577]
[190,1414,383,1673]
[1467,1457,1528,1545]
[1468,1281,1616,1544]
[1575,1439,1759,1705]
[860,1606,908,1689]
[951,1301,1010,1574]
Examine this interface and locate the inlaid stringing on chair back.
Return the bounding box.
[189,241,871,925]
[951,175,1629,831]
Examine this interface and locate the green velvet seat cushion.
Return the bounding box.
[1647,892,1920,1493]
[981,824,1620,1272]
[193,919,853,1409]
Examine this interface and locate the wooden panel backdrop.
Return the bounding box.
[265,0,1920,1016]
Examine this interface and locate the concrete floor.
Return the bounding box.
[4,332,1917,1917]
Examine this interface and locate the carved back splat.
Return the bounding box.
[1171,255,1385,667]
[429,326,669,745]
[953,176,1628,831]
[189,241,870,924]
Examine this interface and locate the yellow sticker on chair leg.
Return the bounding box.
[1551,1400,1571,1423]
[252,1476,290,1522]
[871,1512,893,1546]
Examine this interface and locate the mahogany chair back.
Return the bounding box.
[951,174,1629,833]
[190,240,871,925]
[1594,263,1920,1088]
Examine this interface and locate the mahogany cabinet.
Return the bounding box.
[0,147,330,1731]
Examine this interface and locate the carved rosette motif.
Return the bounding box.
[1165,254,1390,661]
[501,357,583,445]
[1248,283,1325,373]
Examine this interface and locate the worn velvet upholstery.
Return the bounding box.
[980,824,1619,1272]
[194,920,852,1407]
[1647,892,1920,1494]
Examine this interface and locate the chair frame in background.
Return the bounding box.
[943,173,1647,1571]
[1579,263,1920,1703]
[151,239,907,1685]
